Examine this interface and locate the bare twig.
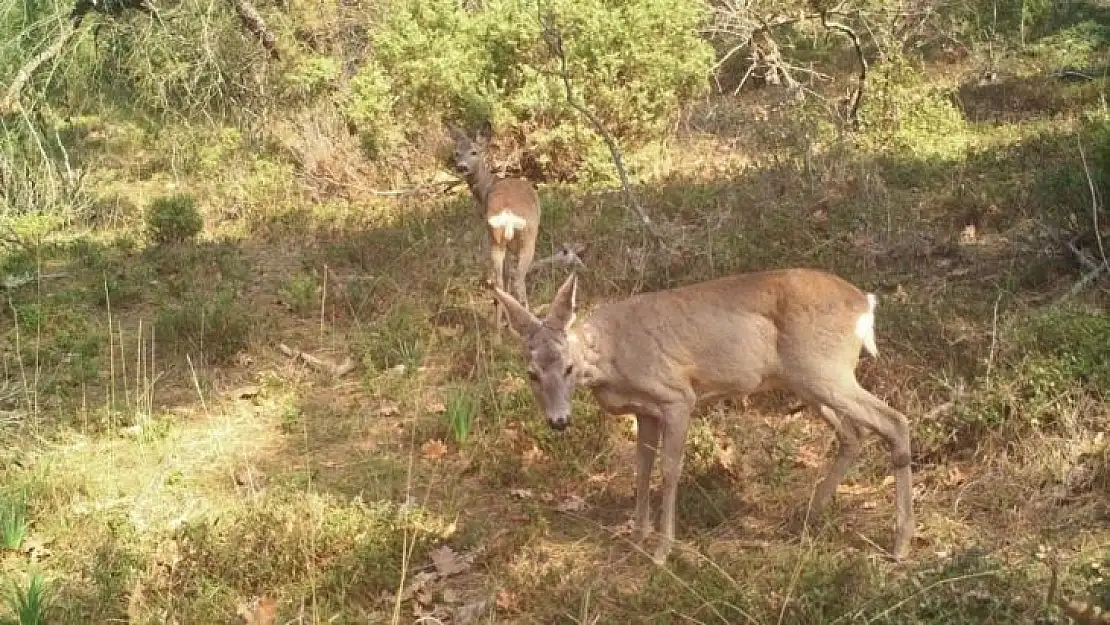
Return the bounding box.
[540,14,665,244]
[817,8,868,126]
[1056,137,1109,303]
[1077,137,1108,269]
[278,343,357,377]
[303,171,464,198]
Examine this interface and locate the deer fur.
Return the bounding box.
[448,121,541,334]
[489,268,915,565]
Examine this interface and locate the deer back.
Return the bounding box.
[579,268,875,412]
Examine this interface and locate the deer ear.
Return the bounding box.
[546,272,578,330]
[475,119,493,143]
[490,284,540,337]
[444,121,465,142]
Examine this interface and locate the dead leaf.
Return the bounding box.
[792,445,824,469]
[959,223,978,244]
[399,571,437,602]
[893,284,910,303]
[555,495,588,513]
[521,444,546,465]
[509,488,534,500]
[424,400,446,414]
[945,465,968,487]
[414,586,434,607]
[234,352,254,367]
[454,598,491,625]
[836,483,874,496]
[127,580,145,623]
[388,364,407,376]
[429,545,470,577]
[233,465,266,488]
[715,438,736,471]
[498,374,525,395]
[495,590,519,612]
[861,500,878,510]
[226,385,261,400]
[438,325,463,338]
[421,439,450,461]
[237,596,277,625]
[21,534,54,561]
[611,520,636,536]
[375,402,400,417]
[441,588,462,604]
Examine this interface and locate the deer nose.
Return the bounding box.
[548,416,569,431]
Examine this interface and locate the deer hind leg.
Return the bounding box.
[809,404,863,519]
[813,382,914,560]
[512,230,537,312]
[653,400,694,565]
[489,244,507,335]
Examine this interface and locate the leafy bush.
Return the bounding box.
[146,194,203,244]
[345,0,713,176]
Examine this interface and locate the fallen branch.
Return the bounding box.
[302,170,464,198]
[1,18,81,116]
[278,343,357,377]
[540,14,666,245]
[2,0,154,115]
[227,0,280,60]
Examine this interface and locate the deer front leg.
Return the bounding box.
[632,414,660,543]
[653,404,692,565]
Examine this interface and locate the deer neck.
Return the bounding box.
[464,159,496,208]
[567,321,604,388]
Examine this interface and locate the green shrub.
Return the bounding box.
[155,289,250,364]
[146,194,203,245]
[346,0,713,174]
[1,574,50,625]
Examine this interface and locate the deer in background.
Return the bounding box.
[488,268,915,565]
[448,121,541,336]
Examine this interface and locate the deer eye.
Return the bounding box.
[564,364,574,377]
[526,370,539,382]
[469,150,477,157]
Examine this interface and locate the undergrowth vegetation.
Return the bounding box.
[2,0,1110,622]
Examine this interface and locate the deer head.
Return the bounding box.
[490,272,579,430]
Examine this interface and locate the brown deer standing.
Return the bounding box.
[488,269,915,565]
[448,122,541,335]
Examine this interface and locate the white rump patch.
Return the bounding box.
[855,292,879,357]
[488,210,528,241]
